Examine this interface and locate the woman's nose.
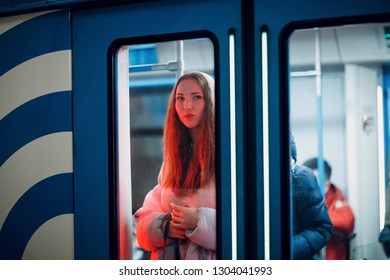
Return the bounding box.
[184,99,192,109]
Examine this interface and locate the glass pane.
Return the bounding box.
[115,38,216,260]
[289,23,390,259]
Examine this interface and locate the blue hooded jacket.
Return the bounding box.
[291,135,332,259]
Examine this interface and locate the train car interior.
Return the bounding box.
[289,23,390,259]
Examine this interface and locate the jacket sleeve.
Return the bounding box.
[186,207,216,250]
[293,202,332,259]
[292,166,333,260]
[134,169,167,251]
[328,198,354,237]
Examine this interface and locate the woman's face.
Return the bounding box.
[175,78,206,131]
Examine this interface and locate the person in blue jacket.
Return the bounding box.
[378,162,390,258]
[290,134,332,259]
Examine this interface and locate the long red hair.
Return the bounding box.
[162,72,215,196]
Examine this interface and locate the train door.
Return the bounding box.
[72,0,244,259]
[254,0,390,259]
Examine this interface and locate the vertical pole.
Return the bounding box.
[315,28,325,199]
[176,40,184,78]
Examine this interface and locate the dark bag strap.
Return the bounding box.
[174,238,181,260]
[161,214,182,260]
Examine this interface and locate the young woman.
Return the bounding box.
[134,72,216,260]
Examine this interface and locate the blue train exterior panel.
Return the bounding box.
[0,10,74,259]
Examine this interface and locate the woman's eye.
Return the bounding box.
[176,96,184,101]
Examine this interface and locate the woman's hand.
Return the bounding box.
[170,201,200,231]
[163,219,186,239]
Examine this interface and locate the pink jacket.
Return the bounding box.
[134,164,216,259]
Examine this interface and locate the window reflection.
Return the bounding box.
[289,23,390,259]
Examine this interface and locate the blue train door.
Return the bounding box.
[72,0,244,259]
